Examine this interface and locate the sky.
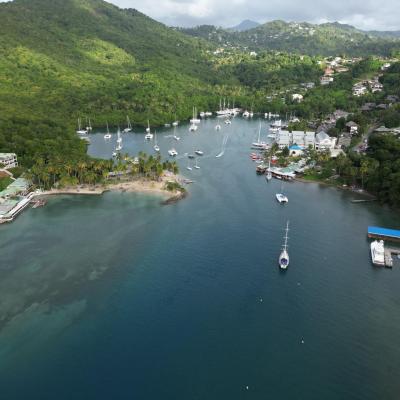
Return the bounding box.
[106,0,400,31]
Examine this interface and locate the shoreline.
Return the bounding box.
[35,174,187,203]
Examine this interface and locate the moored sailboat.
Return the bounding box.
[279,222,290,270]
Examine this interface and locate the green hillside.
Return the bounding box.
[180,21,400,57]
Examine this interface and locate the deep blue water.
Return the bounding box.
[1,118,400,399]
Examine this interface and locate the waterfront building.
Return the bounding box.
[315,131,337,151]
[0,153,18,170]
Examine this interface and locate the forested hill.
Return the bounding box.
[179,20,400,56]
[0,0,238,165]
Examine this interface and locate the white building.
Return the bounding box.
[292,94,304,102]
[276,131,316,149]
[0,153,18,170]
[315,131,337,151]
[321,76,334,86]
[276,131,291,149]
[353,85,368,96]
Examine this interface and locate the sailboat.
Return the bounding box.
[104,122,112,140]
[145,120,153,140]
[86,118,93,132]
[76,118,88,135]
[252,122,267,150]
[153,131,160,152]
[266,159,272,181]
[123,116,132,133]
[279,222,290,270]
[215,124,221,131]
[186,159,192,171]
[173,125,180,141]
[194,158,200,169]
[189,122,198,132]
[276,182,288,203]
[116,128,123,151]
[190,107,201,124]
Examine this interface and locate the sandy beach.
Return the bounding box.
[37,173,186,201]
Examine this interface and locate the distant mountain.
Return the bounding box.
[181,20,400,56]
[367,30,400,39]
[229,20,260,32]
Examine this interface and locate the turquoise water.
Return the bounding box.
[1,118,400,399]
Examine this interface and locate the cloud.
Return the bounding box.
[108,0,400,30]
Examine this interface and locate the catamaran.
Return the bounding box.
[145,120,153,140]
[123,116,132,133]
[276,182,288,203]
[76,118,88,135]
[190,107,201,124]
[104,122,111,140]
[279,222,290,270]
[168,148,178,157]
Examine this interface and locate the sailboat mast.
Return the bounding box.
[283,221,290,250]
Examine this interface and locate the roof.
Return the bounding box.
[316,131,330,141]
[368,226,400,239]
[0,178,30,198]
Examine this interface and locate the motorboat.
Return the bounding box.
[370,240,385,266]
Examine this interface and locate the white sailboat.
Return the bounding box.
[266,159,272,181]
[116,128,123,151]
[252,122,268,149]
[242,110,250,118]
[145,120,153,140]
[279,222,290,270]
[104,122,112,140]
[173,125,180,141]
[190,107,201,124]
[76,118,88,135]
[86,118,93,132]
[153,131,160,152]
[215,124,221,131]
[194,158,200,169]
[123,116,132,133]
[189,123,198,132]
[186,159,192,171]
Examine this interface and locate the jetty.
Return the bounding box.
[383,246,400,268]
[368,226,400,243]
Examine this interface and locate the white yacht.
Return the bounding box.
[76,118,88,135]
[172,121,179,127]
[195,150,204,156]
[205,112,213,117]
[104,122,111,140]
[252,122,268,149]
[168,148,178,157]
[123,116,132,133]
[153,132,160,152]
[216,98,231,116]
[200,111,205,118]
[145,121,153,140]
[190,107,201,124]
[279,222,290,270]
[370,240,385,266]
[276,193,288,203]
[242,110,250,118]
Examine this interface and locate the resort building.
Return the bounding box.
[276,130,291,149]
[315,131,337,151]
[0,153,18,170]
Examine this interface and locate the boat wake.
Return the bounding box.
[216,134,229,158]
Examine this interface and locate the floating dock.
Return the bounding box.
[368,226,400,243]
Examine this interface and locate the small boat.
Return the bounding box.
[123,116,132,133]
[153,132,160,152]
[370,240,385,266]
[104,122,112,140]
[242,110,250,118]
[183,179,193,184]
[188,154,195,159]
[190,107,201,124]
[164,123,171,128]
[76,118,88,135]
[112,151,117,157]
[173,126,180,141]
[145,120,153,139]
[200,111,205,118]
[186,159,192,171]
[116,143,122,151]
[189,123,198,132]
[252,122,268,149]
[195,150,204,156]
[172,121,179,127]
[194,159,200,169]
[225,119,232,125]
[205,112,213,117]
[168,148,178,157]
[276,193,288,203]
[279,222,290,270]
[215,124,221,131]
